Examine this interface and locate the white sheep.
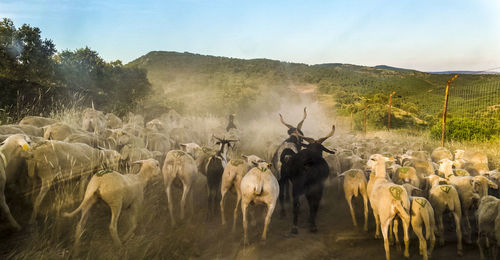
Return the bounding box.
[476,195,500,259]
[64,159,161,247]
[402,184,436,260]
[0,134,31,230]
[240,160,279,245]
[425,174,463,256]
[162,149,199,226]
[440,158,480,244]
[366,154,411,260]
[340,169,369,231]
[220,155,263,231]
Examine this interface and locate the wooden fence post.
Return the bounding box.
[441,74,459,147]
[388,91,396,131]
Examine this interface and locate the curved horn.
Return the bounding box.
[212,134,223,142]
[296,107,307,130]
[316,124,335,144]
[294,130,315,144]
[279,114,294,129]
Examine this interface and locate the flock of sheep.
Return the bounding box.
[0,106,499,260]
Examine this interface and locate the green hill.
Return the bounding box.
[127,51,500,138]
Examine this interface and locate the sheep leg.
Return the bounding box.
[189,189,194,216]
[180,183,191,220]
[241,200,249,245]
[30,179,51,224]
[413,222,427,258]
[346,194,357,227]
[463,211,472,244]
[123,204,138,241]
[374,209,381,239]
[220,186,228,226]
[437,213,445,246]
[108,201,123,247]
[0,175,21,230]
[477,232,486,260]
[262,203,276,241]
[402,215,410,259]
[452,210,463,256]
[361,188,369,232]
[392,218,401,251]
[381,217,392,260]
[74,195,97,249]
[164,180,176,226]
[232,190,242,232]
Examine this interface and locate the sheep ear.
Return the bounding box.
[241,155,248,159]
[180,143,187,147]
[131,160,144,166]
[252,161,258,167]
[488,180,499,189]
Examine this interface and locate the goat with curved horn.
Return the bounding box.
[296,107,307,131]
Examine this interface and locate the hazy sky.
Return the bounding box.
[2,0,499,72]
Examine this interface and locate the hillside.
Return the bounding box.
[127,51,500,134]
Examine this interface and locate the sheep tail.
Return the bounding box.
[254,177,264,196]
[421,206,431,240]
[63,180,99,218]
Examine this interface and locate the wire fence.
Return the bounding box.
[447,78,500,139]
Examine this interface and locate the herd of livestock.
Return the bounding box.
[0,107,500,260]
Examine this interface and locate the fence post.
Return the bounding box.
[441,74,459,147]
[363,101,367,136]
[388,91,396,131]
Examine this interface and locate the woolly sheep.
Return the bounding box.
[64,159,160,247]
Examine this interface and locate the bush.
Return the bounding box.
[430,117,499,142]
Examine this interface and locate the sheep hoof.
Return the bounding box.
[291,227,298,234]
[457,250,463,256]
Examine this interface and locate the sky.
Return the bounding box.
[1,0,500,72]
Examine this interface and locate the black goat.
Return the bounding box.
[206,136,237,217]
[280,125,336,234]
[271,107,307,215]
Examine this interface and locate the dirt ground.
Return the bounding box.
[0,174,483,260]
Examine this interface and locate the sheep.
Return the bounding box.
[105,113,123,129]
[0,134,31,230]
[220,155,263,231]
[473,175,498,198]
[205,136,237,218]
[401,183,436,260]
[392,166,422,190]
[43,122,86,141]
[280,125,335,234]
[27,140,118,223]
[81,108,107,134]
[340,169,369,231]
[10,124,44,137]
[440,158,480,244]
[119,144,155,173]
[19,116,58,128]
[431,147,453,163]
[366,154,411,260]
[162,149,199,226]
[64,159,160,247]
[0,125,26,135]
[240,160,279,245]
[455,149,489,175]
[476,195,500,259]
[425,174,463,256]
